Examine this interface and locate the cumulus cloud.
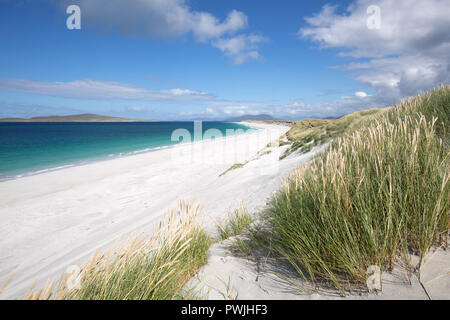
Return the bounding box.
[191,9,248,42]
[0,78,212,101]
[222,105,261,115]
[354,91,368,97]
[62,0,265,63]
[212,34,268,64]
[177,99,271,120]
[299,0,450,107]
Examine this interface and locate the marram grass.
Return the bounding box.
[21,201,211,300]
[267,86,449,294]
[216,202,253,241]
[280,108,386,159]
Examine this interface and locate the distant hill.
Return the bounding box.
[0,113,150,122]
[225,114,275,122]
[321,115,343,120]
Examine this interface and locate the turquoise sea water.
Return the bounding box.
[0,121,252,180]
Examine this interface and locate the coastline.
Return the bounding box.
[0,121,293,299]
[0,122,258,182]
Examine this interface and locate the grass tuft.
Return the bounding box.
[216,202,253,241]
[219,162,246,177]
[21,201,211,300]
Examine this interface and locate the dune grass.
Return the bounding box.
[219,162,246,177]
[265,86,449,294]
[216,202,253,241]
[219,147,273,177]
[280,108,386,159]
[21,202,211,300]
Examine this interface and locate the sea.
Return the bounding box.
[0,121,253,181]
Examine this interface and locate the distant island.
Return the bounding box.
[225,114,275,122]
[0,113,150,122]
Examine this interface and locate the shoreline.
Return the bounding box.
[0,122,260,182]
[0,121,293,299]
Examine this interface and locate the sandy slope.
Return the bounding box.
[186,239,449,300]
[0,122,307,299]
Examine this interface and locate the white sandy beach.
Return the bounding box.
[0,122,307,299]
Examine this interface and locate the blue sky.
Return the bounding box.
[0,0,448,120]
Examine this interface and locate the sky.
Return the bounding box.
[0,0,448,121]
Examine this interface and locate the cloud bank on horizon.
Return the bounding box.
[0,0,448,120]
[0,78,212,101]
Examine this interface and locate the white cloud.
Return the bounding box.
[0,78,213,102]
[299,0,450,107]
[191,9,248,42]
[354,91,368,97]
[177,99,271,119]
[169,88,208,96]
[63,0,265,63]
[300,0,450,58]
[66,0,243,39]
[128,106,148,112]
[212,34,268,64]
[223,105,257,115]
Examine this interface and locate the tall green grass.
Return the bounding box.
[21,202,211,300]
[267,86,449,294]
[216,202,253,241]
